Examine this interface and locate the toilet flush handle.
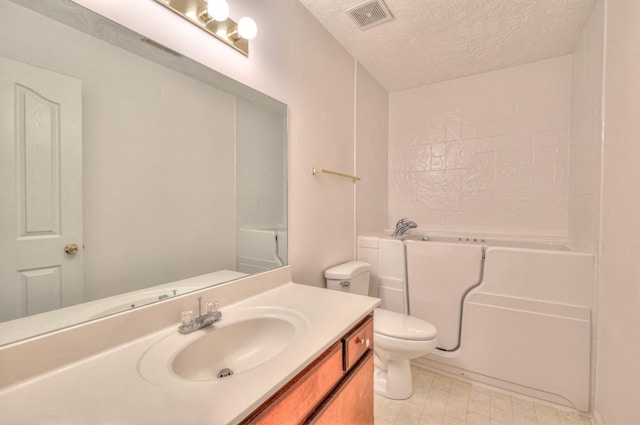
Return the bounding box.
[340,281,350,287]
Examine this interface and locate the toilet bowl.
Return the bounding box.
[373,308,437,399]
[325,261,438,400]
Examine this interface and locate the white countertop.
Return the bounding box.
[0,282,379,425]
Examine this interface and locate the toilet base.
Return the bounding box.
[374,356,413,400]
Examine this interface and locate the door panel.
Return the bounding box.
[17,84,61,236]
[0,56,83,322]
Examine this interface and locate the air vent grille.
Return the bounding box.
[346,0,394,30]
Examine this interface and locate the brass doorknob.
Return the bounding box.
[64,243,79,255]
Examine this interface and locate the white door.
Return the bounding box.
[0,56,83,322]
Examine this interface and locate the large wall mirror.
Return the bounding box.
[0,0,288,345]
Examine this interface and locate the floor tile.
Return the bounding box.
[374,366,593,425]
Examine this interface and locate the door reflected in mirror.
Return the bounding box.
[0,0,288,346]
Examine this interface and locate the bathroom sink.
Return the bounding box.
[137,306,310,385]
[173,316,296,380]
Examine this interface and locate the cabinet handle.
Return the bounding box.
[357,337,370,349]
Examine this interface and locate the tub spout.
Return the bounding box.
[392,218,417,238]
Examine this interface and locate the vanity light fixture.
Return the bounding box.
[203,0,229,21]
[153,0,257,56]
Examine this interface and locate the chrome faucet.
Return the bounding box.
[392,218,417,238]
[178,296,221,334]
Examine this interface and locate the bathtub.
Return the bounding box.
[237,228,287,273]
[357,233,595,411]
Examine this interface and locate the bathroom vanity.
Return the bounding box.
[0,267,380,424]
[242,315,374,424]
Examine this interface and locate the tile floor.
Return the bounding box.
[374,366,592,425]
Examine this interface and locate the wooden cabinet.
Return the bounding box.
[240,314,374,425]
[307,352,373,425]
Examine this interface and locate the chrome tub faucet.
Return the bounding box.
[392,218,417,238]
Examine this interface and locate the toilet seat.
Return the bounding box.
[374,308,436,341]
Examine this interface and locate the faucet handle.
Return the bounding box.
[206,300,219,314]
[181,310,194,326]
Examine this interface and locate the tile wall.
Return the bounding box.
[388,56,573,239]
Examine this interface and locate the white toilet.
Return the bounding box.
[325,261,437,400]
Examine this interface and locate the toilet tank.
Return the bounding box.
[325,261,371,296]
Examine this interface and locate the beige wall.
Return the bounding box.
[236,97,287,230]
[596,0,640,423]
[356,63,389,238]
[569,0,604,254]
[568,0,605,413]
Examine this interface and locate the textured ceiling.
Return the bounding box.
[299,0,596,92]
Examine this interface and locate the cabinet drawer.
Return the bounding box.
[241,341,344,425]
[307,350,374,425]
[343,315,373,372]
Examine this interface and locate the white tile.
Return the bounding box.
[400,399,427,418]
[443,416,466,425]
[396,412,422,425]
[387,56,573,238]
[469,399,492,417]
[467,412,491,425]
[444,403,468,420]
[375,369,593,425]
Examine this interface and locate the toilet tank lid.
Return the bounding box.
[374,308,437,341]
[324,261,371,279]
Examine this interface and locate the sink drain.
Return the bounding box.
[217,368,234,378]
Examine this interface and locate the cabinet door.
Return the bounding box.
[308,351,374,425]
[241,342,344,425]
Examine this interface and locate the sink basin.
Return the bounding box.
[173,316,295,381]
[138,306,310,386]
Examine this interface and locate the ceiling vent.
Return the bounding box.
[345,0,394,31]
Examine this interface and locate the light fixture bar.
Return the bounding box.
[152,0,250,56]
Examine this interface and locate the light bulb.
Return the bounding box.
[237,17,257,40]
[207,0,229,21]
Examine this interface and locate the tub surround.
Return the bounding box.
[388,56,573,239]
[0,266,380,424]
